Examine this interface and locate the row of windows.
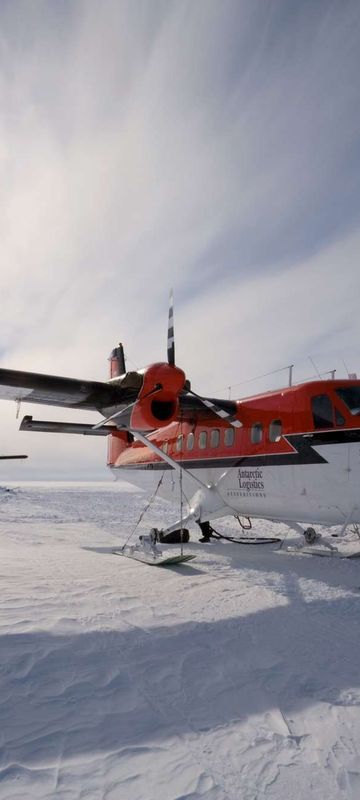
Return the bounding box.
[158,389,354,453]
[247,396,348,440]
[251,393,349,440]
[161,427,235,454]
[161,420,284,453]
[250,419,282,444]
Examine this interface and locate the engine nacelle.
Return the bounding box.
[130,362,186,431]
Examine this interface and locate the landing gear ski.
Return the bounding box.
[114,528,195,567]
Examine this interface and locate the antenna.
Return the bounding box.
[308,356,322,380]
[341,357,350,377]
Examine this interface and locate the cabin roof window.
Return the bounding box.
[224,427,235,447]
[176,434,183,452]
[311,394,334,429]
[269,419,282,442]
[251,423,263,444]
[199,431,207,449]
[187,432,194,451]
[336,387,360,416]
[210,429,220,448]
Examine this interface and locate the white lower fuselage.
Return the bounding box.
[111,438,360,528]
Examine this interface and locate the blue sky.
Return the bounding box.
[1,0,360,478]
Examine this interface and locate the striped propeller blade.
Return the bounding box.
[167,289,175,366]
[188,390,242,428]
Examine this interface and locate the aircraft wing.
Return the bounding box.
[20,416,116,436]
[0,367,239,426]
[0,368,136,411]
[0,454,28,459]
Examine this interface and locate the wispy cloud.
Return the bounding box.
[0,0,360,476]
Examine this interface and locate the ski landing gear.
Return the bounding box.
[139,529,163,557]
[283,522,338,556]
[114,529,196,566]
[299,525,338,553]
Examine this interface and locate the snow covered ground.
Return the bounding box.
[1,481,360,799]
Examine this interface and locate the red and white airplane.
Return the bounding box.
[0,295,359,544]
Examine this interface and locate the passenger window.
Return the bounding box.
[251,423,263,444]
[187,432,194,451]
[210,429,220,448]
[176,434,183,452]
[199,431,207,449]
[311,394,334,429]
[224,428,235,447]
[162,442,168,455]
[269,419,282,442]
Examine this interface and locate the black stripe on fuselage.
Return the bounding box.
[112,428,360,471]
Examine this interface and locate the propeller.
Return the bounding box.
[98,291,241,433]
[168,290,241,428]
[167,289,175,366]
[184,388,242,428]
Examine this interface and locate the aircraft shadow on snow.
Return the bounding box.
[1,589,360,766]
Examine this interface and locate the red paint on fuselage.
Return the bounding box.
[108,379,360,469]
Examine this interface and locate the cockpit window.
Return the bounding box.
[335,407,345,426]
[336,387,360,416]
[311,394,334,429]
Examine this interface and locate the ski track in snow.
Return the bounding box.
[1,482,360,798]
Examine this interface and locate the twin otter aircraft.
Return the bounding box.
[0,295,360,545]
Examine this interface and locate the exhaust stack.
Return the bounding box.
[108,343,126,379]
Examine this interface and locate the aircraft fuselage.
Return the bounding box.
[109,379,360,527]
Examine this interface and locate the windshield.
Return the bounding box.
[336,387,360,416]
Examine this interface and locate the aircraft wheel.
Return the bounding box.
[304,527,317,544]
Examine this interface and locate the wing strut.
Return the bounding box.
[92,385,162,430]
[127,427,210,491]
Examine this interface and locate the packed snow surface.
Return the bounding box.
[1,481,360,799]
